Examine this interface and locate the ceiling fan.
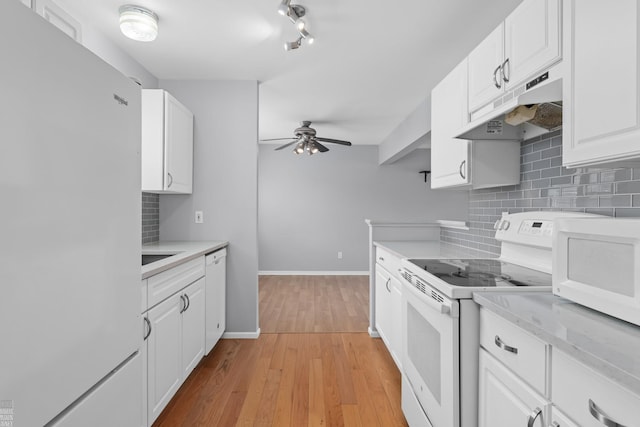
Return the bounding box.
[261,121,352,155]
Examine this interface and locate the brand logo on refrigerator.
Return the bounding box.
[113,94,129,106]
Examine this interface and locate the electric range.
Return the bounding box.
[398,211,602,427]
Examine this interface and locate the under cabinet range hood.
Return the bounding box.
[455,62,563,141]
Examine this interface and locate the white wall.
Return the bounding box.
[258,146,468,272]
[158,80,259,336]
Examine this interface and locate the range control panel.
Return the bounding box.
[518,219,554,237]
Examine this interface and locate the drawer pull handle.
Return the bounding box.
[378,256,384,262]
[589,399,626,427]
[495,335,518,354]
[527,407,542,427]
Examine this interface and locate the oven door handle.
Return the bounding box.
[399,269,452,315]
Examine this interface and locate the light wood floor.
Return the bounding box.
[259,275,370,333]
[153,275,407,427]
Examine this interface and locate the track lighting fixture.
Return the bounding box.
[277,2,314,51]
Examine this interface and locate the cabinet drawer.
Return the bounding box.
[375,247,401,279]
[147,257,205,308]
[552,349,640,427]
[480,309,548,394]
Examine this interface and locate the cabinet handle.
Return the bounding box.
[378,256,384,262]
[385,278,391,293]
[184,294,191,312]
[167,172,173,188]
[179,294,187,313]
[143,317,151,340]
[526,407,542,427]
[495,335,518,354]
[589,399,626,427]
[501,58,510,83]
[459,160,466,179]
[551,423,560,427]
[493,64,502,89]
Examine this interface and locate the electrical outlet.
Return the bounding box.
[338,251,343,259]
[195,211,204,223]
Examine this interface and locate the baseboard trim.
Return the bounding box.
[368,327,380,338]
[259,271,369,276]
[222,328,261,339]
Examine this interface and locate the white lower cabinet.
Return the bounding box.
[478,349,549,427]
[374,264,402,368]
[142,269,206,426]
[552,349,640,427]
[146,289,183,423]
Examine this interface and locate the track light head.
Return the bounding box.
[284,36,303,51]
[277,0,290,16]
[299,28,314,44]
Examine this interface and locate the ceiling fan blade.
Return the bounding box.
[274,139,300,150]
[261,137,297,142]
[315,137,352,146]
[314,141,329,152]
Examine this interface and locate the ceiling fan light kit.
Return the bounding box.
[278,1,314,50]
[119,5,159,42]
[261,121,352,156]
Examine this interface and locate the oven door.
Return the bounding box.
[401,275,460,427]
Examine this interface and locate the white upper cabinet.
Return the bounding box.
[142,89,194,194]
[432,59,472,189]
[468,0,561,117]
[431,58,520,190]
[504,0,561,90]
[468,25,505,114]
[33,0,82,42]
[562,0,640,167]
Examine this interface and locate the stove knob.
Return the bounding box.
[503,220,510,230]
[494,219,501,230]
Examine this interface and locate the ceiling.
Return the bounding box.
[57,0,521,146]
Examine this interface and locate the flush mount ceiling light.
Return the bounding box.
[278,1,314,51]
[119,5,158,42]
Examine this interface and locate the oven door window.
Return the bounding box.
[402,285,460,427]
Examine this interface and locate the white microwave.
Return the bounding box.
[553,217,640,326]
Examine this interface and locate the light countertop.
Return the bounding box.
[142,240,228,279]
[474,292,640,395]
[374,240,496,260]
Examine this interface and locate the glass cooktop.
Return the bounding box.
[406,259,552,288]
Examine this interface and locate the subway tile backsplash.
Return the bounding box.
[441,130,640,255]
[142,192,159,244]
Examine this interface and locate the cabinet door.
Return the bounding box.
[20,0,31,7]
[164,92,194,193]
[374,266,392,346]
[563,0,640,167]
[182,278,205,378]
[468,24,504,113]
[504,0,561,90]
[389,275,402,369]
[141,316,149,427]
[205,253,226,354]
[147,294,182,424]
[33,0,81,42]
[478,349,549,427]
[431,59,471,189]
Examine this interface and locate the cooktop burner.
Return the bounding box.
[406,259,552,288]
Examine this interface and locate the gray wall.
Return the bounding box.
[258,146,468,272]
[158,80,259,336]
[441,130,640,255]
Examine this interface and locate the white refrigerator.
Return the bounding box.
[1,2,142,426]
